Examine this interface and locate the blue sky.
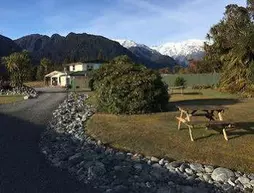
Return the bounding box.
[0,0,246,46]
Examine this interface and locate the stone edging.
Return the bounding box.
[40,93,254,193]
[0,86,38,98]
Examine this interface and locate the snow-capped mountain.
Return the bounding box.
[114,39,140,49]
[152,39,205,65]
[114,39,176,69]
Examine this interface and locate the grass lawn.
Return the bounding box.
[0,95,24,104]
[24,81,45,88]
[86,89,254,173]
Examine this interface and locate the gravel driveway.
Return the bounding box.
[0,87,99,193]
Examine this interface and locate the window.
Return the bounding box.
[72,65,75,71]
[87,64,93,71]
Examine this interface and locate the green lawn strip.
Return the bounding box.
[24,81,45,88]
[0,95,24,104]
[86,89,254,173]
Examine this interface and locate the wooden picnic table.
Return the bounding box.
[169,86,184,95]
[176,105,233,141]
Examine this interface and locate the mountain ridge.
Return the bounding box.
[114,39,176,69]
[14,33,140,65]
[13,33,176,69]
[152,39,205,65]
[0,34,21,57]
[114,38,205,66]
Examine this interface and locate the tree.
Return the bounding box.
[110,55,136,65]
[2,51,31,87]
[247,0,254,20]
[92,56,169,114]
[36,58,53,80]
[174,77,186,87]
[204,4,254,95]
[40,58,52,74]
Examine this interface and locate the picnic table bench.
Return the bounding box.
[176,105,234,141]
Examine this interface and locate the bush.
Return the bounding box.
[174,77,186,87]
[0,80,12,90]
[93,61,169,114]
[192,84,214,89]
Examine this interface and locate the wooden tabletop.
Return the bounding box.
[177,105,227,111]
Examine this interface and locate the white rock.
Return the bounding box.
[159,158,164,165]
[190,163,204,172]
[211,167,235,182]
[204,165,214,173]
[203,174,211,182]
[24,95,29,100]
[228,178,236,186]
[185,168,194,175]
[150,156,159,162]
[250,180,254,186]
[238,176,250,185]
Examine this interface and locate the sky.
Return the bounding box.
[0,0,246,46]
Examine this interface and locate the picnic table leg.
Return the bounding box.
[223,128,228,141]
[186,113,191,122]
[218,111,223,121]
[188,126,194,141]
[177,111,183,130]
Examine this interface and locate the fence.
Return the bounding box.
[162,73,221,87]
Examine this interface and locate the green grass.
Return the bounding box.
[86,89,254,173]
[24,81,45,88]
[162,73,220,87]
[0,95,24,104]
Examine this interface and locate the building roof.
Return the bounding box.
[44,71,65,78]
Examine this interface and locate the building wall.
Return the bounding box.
[68,63,102,72]
[71,76,90,89]
[60,76,67,86]
[69,63,84,72]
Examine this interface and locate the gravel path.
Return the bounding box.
[0,88,99,193]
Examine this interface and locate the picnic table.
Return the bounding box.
[169,86,184,95]
[176,105,233,141]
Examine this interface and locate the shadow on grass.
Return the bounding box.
[185,122,254,141]
[171,92,203,95]
[227,122,254,140]
[167,98,240,112]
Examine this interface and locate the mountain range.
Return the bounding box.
[0,33,176,69]
[115,39,205,66]
[0,32,205,70]
[152,39,205,65]
[0,35,21,57]
[114,39,176,68]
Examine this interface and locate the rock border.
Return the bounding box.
[40,93,254,193]
[0,85,38,98]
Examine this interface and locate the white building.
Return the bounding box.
[44,71,70,87]
[44,62,102,87]
[63,62,101,72]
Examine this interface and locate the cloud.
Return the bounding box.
[12,0,247,45]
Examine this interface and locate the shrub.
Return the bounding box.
[0,80,12,90]
[192,84,214,89]
[174,77,186,87]
[93,61,169,114]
